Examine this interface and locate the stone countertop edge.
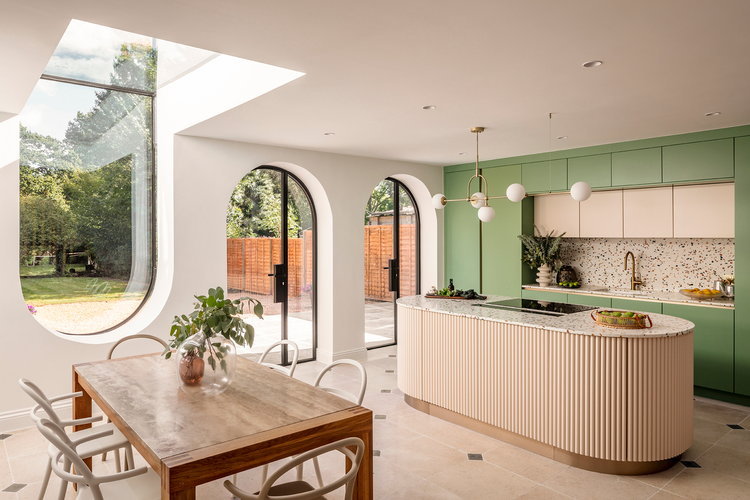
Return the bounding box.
[521,284,735,309]
[396,295,695,339]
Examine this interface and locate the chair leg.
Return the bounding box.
[57,457,71,500]
[296,463,303,481]
[102,450,108,462]
[313,456,324,488]
[38,457,52,500]
[114,448,121,472]
[260,464,269,483]
[124,445,134,471]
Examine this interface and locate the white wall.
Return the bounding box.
[0,113,442,429]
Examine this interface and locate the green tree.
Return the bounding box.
[364,180,394,224]
[226,170,302,238]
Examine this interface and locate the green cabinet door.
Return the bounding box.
[567,154,612,188]
[611,148,662,186]
[521,159,567,194]
[662,304,734,392]
[611,298,663,314]
[481,165,524,297]
[444,170,481,291]
[735,136,750,395]
[567,294,611,307]
[662,138,734,182]
[521,289,567,302]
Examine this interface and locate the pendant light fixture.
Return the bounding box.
[432,118,591,222]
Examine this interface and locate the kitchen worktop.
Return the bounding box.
[521,284,735,309]
[397,294,694,338]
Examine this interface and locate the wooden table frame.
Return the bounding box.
[73,358,373,499]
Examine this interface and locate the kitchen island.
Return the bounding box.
[396,295,695,475]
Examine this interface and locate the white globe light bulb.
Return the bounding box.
[506,183,526,203]
[478,206,496,222]
[570,181,592,202]
[470,191,487,208]
[432,193,446,209]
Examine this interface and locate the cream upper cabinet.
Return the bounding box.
[580,190,623,238]
[534,193,579,237]
[673,183,734,238]
[624,187,673,238]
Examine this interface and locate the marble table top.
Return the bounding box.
[397,295,695,338]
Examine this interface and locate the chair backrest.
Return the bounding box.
[314,359,367,405]
[258,340,300,377]
[224,437,365,500]
[107,334,169,360]
[18,378,64,427]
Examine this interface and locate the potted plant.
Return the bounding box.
[163,287,263,394]
[518,229,565,287]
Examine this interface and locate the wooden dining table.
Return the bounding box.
[72,354,373,499]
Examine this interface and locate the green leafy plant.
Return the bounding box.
[163,287,263,371]
[518,229,565,270]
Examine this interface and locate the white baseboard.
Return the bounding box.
[0,402,103,434]
[316,347,368,364]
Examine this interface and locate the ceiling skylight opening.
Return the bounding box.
[705,111,721,117]
[582,60,603,68]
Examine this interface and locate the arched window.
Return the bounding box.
[226,167,317,364]
[19,21,155,334]
[364,178,420,348]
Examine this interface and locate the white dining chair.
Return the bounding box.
[257,339,300,377]
[18,379,134,500]
[305,359,367,487]
[101,334,169,465]
[224,437,365,500]
[37,418,160,500]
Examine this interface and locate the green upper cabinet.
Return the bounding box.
[481,165,525,296]
[521,159,567,194]
[662,303,734,392]
[611,148,662,186]
[567,154,612,189]
[662,138,734,182]
[735,136,750,396]
[444,170,481,291]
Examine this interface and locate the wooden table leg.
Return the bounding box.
[72,368,93,471]
[353,423,373,499]
[166,489,195,500]
[162,464,196,500]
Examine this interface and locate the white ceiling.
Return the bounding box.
[3,0,750,166]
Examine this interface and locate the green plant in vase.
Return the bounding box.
[163,286,263,394]
[518,229,565,287]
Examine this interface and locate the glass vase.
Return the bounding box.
[176,331,236,395]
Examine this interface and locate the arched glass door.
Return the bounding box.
[226,167,316,363]
[364,178,420,348]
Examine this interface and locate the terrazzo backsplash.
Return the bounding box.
[559,238,734,291]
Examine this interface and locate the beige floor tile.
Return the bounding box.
[3,429,47,460]
[713,427,750,455]
[0,445,12,486]
[648,489,688,499]
[681,439,713,461]
[376,460,462,500]
[693,400,750,426]
[516,484,573,499]
[380,435,466,478]
[482,440,571,484]
[693,417,732,444]
[16,479,75,500]
[427,459,540,499]
[662,468,750,499]
[543,465,660,500]
[7,452,49,485]
[631,462,685,489]
[373,420,421,450]
[694,444,750,483]
[404,416,499,454]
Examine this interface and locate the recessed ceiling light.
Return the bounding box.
[323,132,335,136]
[556,135,568,140]
[422,105,437,110]
[458,152,466,155]
[582,60,603,68]
[705,111,721,117]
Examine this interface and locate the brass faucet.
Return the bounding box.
[624,251,642,290]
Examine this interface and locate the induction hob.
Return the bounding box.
[474,298,597,317]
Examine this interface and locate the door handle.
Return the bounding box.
[269,264,287,303]
[386,258,399,292]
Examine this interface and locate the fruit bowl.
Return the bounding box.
[591,310,652,329]
[679,288,724,300]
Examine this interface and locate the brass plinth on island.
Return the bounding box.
[396,297,695,475]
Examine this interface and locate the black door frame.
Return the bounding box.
[367,177,420,350]
[255,166,317,365]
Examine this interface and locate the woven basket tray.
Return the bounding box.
[591,310,653,329]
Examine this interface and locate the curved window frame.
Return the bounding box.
[365,177,421,350]
[19,73,157,336]
[227,165,318,365]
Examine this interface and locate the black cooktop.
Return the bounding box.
[474,298,597,317]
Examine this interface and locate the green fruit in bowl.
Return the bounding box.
[611,312,622,317]
[623,312,635,318]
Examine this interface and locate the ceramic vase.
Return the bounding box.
[536,264,553,287]
[176,331,236,395]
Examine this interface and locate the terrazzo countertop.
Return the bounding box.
[397,295,694,338]
[521,284,735,309]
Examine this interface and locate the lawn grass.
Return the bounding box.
[20,264,86,277]
[21,276,145,305]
